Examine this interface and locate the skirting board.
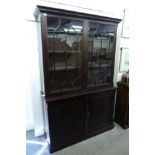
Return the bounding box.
[35,127,44,137]
[26,119,34,131]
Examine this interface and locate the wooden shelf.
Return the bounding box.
[49,66,80,71]
[88,64,111,68]
[48,50,80,54]
[47,31,82,35]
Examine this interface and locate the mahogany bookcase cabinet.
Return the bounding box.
[35,5,121,153]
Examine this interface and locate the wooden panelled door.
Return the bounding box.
[47,96,86,151]
[87,90,115,136]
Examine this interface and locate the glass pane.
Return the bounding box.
[47,17,83,93]
[87,22,115,87]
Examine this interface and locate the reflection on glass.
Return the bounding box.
[47,18,83,93]
[87,22,115,87]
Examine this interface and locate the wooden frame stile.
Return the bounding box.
[82,19,89,89]
[40,14,50,97]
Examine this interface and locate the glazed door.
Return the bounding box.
[46,16,83,94]
[87,89,115,136]
[87,21,116,87]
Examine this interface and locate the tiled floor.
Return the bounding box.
[26,123,129,155]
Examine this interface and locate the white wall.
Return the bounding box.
[114,10,130,83]
[25,20,44,136]
[26,0,129,136]
[26,85,34,130]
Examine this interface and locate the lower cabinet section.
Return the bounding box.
[46,87,116,153]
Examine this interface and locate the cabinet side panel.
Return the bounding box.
[37,15,45,93]
[115,83,129,128]
[40,15,50,95]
